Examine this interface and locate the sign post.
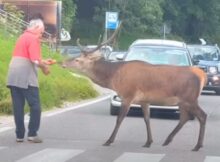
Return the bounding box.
[104,11,119,44]
[105,12,118,30]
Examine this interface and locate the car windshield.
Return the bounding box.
[188,45,220,61]
[125,45,190,66]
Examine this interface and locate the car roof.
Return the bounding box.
[187,44,218,48]
[131,39,187,48]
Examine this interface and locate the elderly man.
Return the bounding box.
[7,18,52,143]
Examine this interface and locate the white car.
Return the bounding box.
[86,45,113,58]
[110,39,193,118]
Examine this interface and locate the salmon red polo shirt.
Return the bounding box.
[13,30,42,61]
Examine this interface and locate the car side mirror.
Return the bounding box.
[116,54,124,60]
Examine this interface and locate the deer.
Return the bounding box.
[61,24,207,151]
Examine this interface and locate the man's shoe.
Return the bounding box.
[27,136,43,143]
[16,138,24,142]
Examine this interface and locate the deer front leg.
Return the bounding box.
[103,102,130,146]
[141,103,153,147]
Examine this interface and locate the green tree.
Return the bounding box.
[162,0,220,43]
[93,0,164,37]
[61,0,76,31]
[3,3,24,20]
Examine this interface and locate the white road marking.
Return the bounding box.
[114,152,165,162]
[0,127,13,133]
[204,156,220,162]
[45,95,111,117]
[16,148,84,162]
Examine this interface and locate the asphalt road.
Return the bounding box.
[0,91,220,162]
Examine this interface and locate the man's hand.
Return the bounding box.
[42,59,57,65]
[35,60,50,75]
[41,65,50,75]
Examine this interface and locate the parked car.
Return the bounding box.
[187,44,220,95]
[85,45,113,58]
[110,39,193,117]
[58,46,81,58]
[106,51,126,62]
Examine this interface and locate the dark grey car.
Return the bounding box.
[58,46,81,58]
[187,44,220,95]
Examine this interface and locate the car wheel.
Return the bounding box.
[110,105,120,115]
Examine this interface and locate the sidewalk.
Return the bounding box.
[0,115,14,127]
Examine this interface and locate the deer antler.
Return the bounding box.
[77,22,122,54]
[76,38,85,51]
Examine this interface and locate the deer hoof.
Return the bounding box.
[192,144,202,151]
[142,143,151,148]
[143,141,153,147]
[162,140,171,146]
[103,141,112,146]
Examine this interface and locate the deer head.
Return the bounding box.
[62,51,103,73]
[62,22,122,72]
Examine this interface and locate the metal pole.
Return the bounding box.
[109,0,111,9]
[163,23,166,40]
[27,0,29,21]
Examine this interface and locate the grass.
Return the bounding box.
[0,29,99,115]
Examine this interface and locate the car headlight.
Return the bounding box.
[209,66,218,74]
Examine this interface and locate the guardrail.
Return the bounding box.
[0,8,55,54]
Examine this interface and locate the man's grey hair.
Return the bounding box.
[27,19,44,29]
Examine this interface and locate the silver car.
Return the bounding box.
[110,39,193,117]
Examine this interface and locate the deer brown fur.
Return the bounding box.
[62,22,207,151]
[62,50,207,151]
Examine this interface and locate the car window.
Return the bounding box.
[125,46,190,66]
[188,45,220,61]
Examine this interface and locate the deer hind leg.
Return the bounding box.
[103,101,130,146]
[141,103,153,147]
[190,104,207,151]
[163,103,191,146]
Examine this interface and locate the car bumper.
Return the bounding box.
[111,95,179,111]
[203,74,220,91]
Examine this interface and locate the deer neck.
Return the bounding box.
[85,59,117,89]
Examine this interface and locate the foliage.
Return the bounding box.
[3,0,220,47]
[162,0,220,43]
[3,3,25,20]
[1,3,25,35]
[93,0,163,36]
[71,0,220,47]
[61,0,77,31]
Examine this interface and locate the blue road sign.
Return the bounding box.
[105,12,118,29]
